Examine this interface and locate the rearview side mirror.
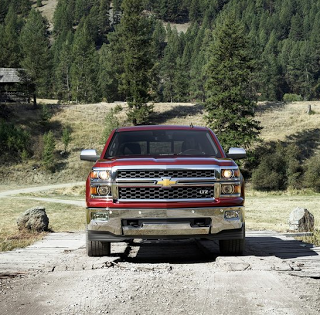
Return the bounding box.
[80,149,100,161]
[227,148,246,159]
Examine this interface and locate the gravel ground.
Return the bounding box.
[1,233,320,315]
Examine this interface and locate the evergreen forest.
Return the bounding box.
[2,0,320,193]
[1,0,320,104]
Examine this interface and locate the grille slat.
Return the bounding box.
[117,170,215,179]
[119,187,214,200]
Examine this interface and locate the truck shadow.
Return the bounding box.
[113,234,319,264]
[115,239,218,264]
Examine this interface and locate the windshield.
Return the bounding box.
[104,129,222,158]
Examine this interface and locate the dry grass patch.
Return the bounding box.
[256,101,320,142]
[246,191,320,233]
[0,197,85,252]
[0,230,45,252]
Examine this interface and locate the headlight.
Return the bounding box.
[90,170,111,180]
[222,169,234,179]
[221,169,240,179]
[98,171,110,180]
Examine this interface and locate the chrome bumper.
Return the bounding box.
[86,206,244,240]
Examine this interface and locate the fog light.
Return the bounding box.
[224,210,240,219]
[92,212,109,221]
[97,186,111,196]
[221,184,235,194]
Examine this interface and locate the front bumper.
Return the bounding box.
[86,206,245,241]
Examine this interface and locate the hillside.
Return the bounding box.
[256,101,320,143]
[3,0,320,107]
[1,101,319,187]
[37,0,58,28]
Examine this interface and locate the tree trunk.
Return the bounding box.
[33,93,37,109]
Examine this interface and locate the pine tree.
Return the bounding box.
[114,0,155,124]
[152,20,166,60]
[161,25,180,102]
[258,31,281,100]
[53,0,75,35]
[97,0,111,45]
[98,43,121,102]
[205,15,261,150]
[189,0,201,22]
[0,5,22,67]
[18,0,32,16]
[74,0,93,24]
[20,9,52,105]
[0,0,9,23]
[70,19,100,103]
[189,26,211,102]
[54,31,73,102]
[289,13,304,41]
[173,56,189,101]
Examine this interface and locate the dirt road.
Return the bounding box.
[0,182,85,198]
[1,231,320,315]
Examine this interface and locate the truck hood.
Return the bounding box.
[93,157,237,168]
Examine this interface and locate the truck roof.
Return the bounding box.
[116,125,209,132]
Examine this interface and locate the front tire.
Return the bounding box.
[87,237,111,257]
[219,225,245,255]
[219,238,245,256]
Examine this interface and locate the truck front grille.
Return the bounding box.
[118,186,214,200]
[117,169,215,179]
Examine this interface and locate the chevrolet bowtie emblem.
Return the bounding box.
[157,177,177,188]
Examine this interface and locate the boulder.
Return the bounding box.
[17,206,49,232]
[288,207,314,232]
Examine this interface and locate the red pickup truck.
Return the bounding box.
[80,125,246,256]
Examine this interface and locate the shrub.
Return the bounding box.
[303,154,320,192]
[40,103,52,127]
[0,104,12,120]
[252,158,282,190]
[251,141,302,191]
[42,131,56,172]
[62,126,72,152]
[0,120,31,162]
[283,94,303,102]
[102,108,122,143]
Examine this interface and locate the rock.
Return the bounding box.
[17,206,49,232]
[306,104,312,115]
[288,207,314,232]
